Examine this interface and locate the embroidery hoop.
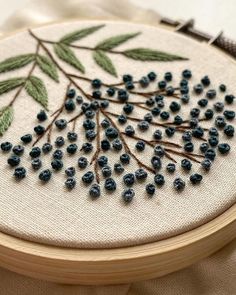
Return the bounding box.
[0,20,235,285]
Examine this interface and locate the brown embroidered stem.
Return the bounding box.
[90,110,101,183]
[164,151,177,163]
[32,82,71,146]
[101,109,155,174]
[8,43,40,107]
[164,148,204,163]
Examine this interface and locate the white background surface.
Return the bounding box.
[0,0,236,38]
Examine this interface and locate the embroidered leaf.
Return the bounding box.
[0,106,13,135]
[25,76,48,109]
[0,54,35,73]
[96,32,140,51]
[54,43,85,73]
[93,50,117,77]
[60,25,105,44]
[123,48,188,61]
[0,78,25,95]
[36,55,59,82]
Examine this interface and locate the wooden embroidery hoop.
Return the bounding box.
[0,20,235,285]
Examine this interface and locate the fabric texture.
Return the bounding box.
[0,21,235,248]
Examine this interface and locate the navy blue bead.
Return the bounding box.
[102,165,112,178]
[139,76,149,87]
[154,174,165,186]
[14,167,26,179]
[153,129,162,140]
[81,142,93,153]
[160,111,170,120]
[144,113,153,123]
[37,110,47,122]
[39,169,52,182]
[67,88,76,98]
[114,163,124,174]
[166,86,175,96]
[104,178,116,191]
[65,177,76,190]
[218,143,230,154]
[151,107,161,116]
[182,131,192,142]
[42,143,52,154]
[208,136,219,147]
[112,139,123,151]
[118,114,127,124]
[135,168,148,180]
[21,134,32,144]
[166,163,176,173]
[209,127,219,137]
[78,156,88,169]
[180,86,189,94]
[190,173,203,184]
[151,156,162,170]
[34,125,45,135]
[118,89,129,102]
[29,147,41,158]
[200,143,209,153]
[1,142,12,152]
[146,183,155,196]
[51,159,63,170]
[225,94,235,104]
[125,125,135,136]
[122,189,135,203]
[147,71,157,81]
[86,130,97,141]
[213,102,224,112]
[67,143,78,154]
[158,80,167,89]
[180,79,188,87]
[192,127,204,138]
[173,178,185,190]
[105,127,118,139]
[31,158,42,170]
[123,173,135,186]
[182,69,192,79]
[223,110,235,120]
[181,159,192,171]
[169,101,181,112]
[224,125,234,137]
[184,142,194,152]
[55,119,67,130]
[67,132,77,142]
[123,103,134,114]
[181,94,190,104]
[154,145,165,157]
[101,139,111,151]
[8,155,20,167]
[55,136,65,147]
[100,118,110,129]
[205,149,216,161]
[89,184,101,198]
[120,153,130,165]
[65,99,76,112]
[65,167,75,177]
[82,171,94,184]
[201,158,212,170]
[100,100,109,109]
[85,110,95,119]
[165,127,175,137]
[91,78,102,89]
[13,145,24,156]
[53,149,63,159]
[125,81,135,90]
[97,156,108,167]
[146,98,155,107]
[106,87,115,97]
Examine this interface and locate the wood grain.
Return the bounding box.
[0,204,235,285]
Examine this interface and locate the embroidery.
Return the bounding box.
[0,24,235,203]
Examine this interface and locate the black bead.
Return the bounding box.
[151,107,161,116]
[182,69,192,79]
[55,136,65,147]
[139,76,149,87]
[101,139,111,151]
[206,89,216,99]
[120,153,130,165]
[123,173,135,186]
[104,178,116,191]
[180,79,188,87]
[82,171,94,184]
[192,127,204,138]
[85,110,95,119]
[180,86,189,94]
[125,125,135,136]
[53,149,63,159]
[118,114,127,124]
[169,101,181,112]
[208,136,219,147]
[205,149,216,161]
[144,113,153,123]
[160,111,170,120]
[209,127,219,137]
[122,189,135,203]
[224,125,234,137]
[89,184,101,198]
[92,90,102,99]
[67,88,76,98]
[39,169,52,182]
[55,119,67,130]
[165,127,175,137]
[81,142,93,153]
[34,125,45,135]
[182,131,192,142]
[65,177,76,190]
[166,86,175,96]
[219,84,226,92]
[83,119,96,130]
[190,173,203,184]
[151,156,162,170]
[154,145,165,157]
[31,158,42,170]
[173,178,185,190]
[146,183,155,196]
[223,110,235,120]
[112,139,123,151]
[8,155,20,167]
[100,100,109,109]
[189,118,199,128]
[204,109,214,120]
[29,147,41,158]
[153,129,162,140]
[218,143,230,154]
[201,159,212,171]
[78,156,88,169]
[146,98,155,107]
[201,75,210,86]
[125,81,135,90]
[215,116,226,128]
[135,168,148,180]
[123,103,134,114]
[86,130,97,141]
[164,72,172,81]
[51,159,63,170]
[181,94,190,104]
[97,156,108,167]
[65,99,76,112]
[200,143,209,153]
[154,174,165,186]
[0,141,12,152]
[166,163,176,173]
[91,78,102,89]
[225,94,235,104]
[14,167,26,179]
[213,102,224,112]
[100,118,110,129]
[138,120,149,131]
[67,143,78,154]
[37,110,47,122]
[181,159,192,171]
[114,163,124,174]
[105,127,118,139]
[76,96,83,104]
[67,132,78,142]
[21,134,32,144]
[184,142,194,152]
[198,98,208,108]
[122,74,133,83]
[106,87,115,97]
[158,80,167,89]
[12,145,24,156]
[102,165,112,178]
[194,84,203,94]
[65,167,76,177]
[118,89,129,102]
[190,108,200,118]
[147,71,157,81]
[42,143,52,154]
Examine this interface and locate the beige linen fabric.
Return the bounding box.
[0,238,236,294]
[0,21,235,248]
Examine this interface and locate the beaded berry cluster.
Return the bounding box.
[0,25,235,204]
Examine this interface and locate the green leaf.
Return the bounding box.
[0,106,13,135]
[0,54,35,73]
[60,24,105,44]
[0,78,25,95]
[93,50,117,77]
[36,55,59,82]
[95,32,140,51]
[54,43,85,73]
[123,48,188,61]
[25,76,48,109]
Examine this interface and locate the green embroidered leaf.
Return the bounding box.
[93,50,117,77]
[60,24,105,44]
[54,43,85,73]
[0,78,25,95]
[25,76,48,109]
[0,54,35,73]
[36,55,59,82]
[95,32,140,51]
[123,48,188,61]
[0,106,13,135]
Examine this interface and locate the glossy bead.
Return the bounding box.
[147,71,157,81]
[169,101,181,112]
[13,145,24,156]
[65,177,76,190]
[164,72,172,81]
[97,156,108,167]
[67,143,78,154]
[205,149,216,161]
[102,165,112,178]
[105,127,118,139]
[193,84,203,94]
[190,173,203,184]
[204,109,214,120]
[182,131,192,142]
[51,159,63,171]
[78,157,88,169]
[82,171,94,184]
[106,87,115,97]
[208,136,219,147]
[135,168,148,180]
[181,159,192,171]
[206,89,216,99]
[215,116,226,128]
[200,143,209,153]
[201,75,210,86]
[165,127,175,137]
[37,110,47,122]
[91,78,102,89]
[173,178,185,190]
[31,158,42,170]
[0,142,12,152]
[125,125,135,136]
[123,173,135,186]
[55,136,65,147]
[14,167,26,179]
[201,158,212,170]
[39,169,52,182]
[104,178,116,191]
[223,110,235,120]
[166,163,176,173]
[53,149,63,159]
[120,153,130,165]
[118,89,129,102]
[65,99,76,112]
[154,145,165,157]
[112,139,123,151]
[34,125,45,135]
[101,139,111,151]
[7,155,20,167]
[198,98,208,108]
[182,69,192,79]
[42,143,52,154]
[89,184,101,198]
[123,103,134,114]
[139,76,149,87]
[81,143,93,153]
[153,130,162,140]
[55,119,67,130]
[21,134,32,144]
[67,132,78,142]
[224,125,234,137]
[29,147,41,158]
[114,163,124,174]
[218,143,230,154]
[225,94,235,104]
[154,174,165,186]
[67,88,76,98]
[184,142,194,152]
[122,189,135,203]
[65,167,76,177]
[181,94,190,104]
[146,183,156,196]
[151,156,162,170]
